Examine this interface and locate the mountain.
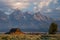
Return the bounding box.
[8,9,53,32]
[0,9,57,32]
[0,10,9,32]
[0,10,8,21]
[44,9,60,20]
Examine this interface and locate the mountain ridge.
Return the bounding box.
[0,9,59,32]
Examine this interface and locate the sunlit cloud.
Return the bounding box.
[0,0,30,10]
[0,0,60,13]
[0,0,58,11]
[39,0,52,9]
[10,2,30,9]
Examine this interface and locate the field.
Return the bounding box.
[0,34,60,40]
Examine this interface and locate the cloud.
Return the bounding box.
[10,2,30,9]
[53,0,58,4]
[0,0,60,13]
[33,0,53,12]
[0,0,52,9]
[36,0,59,13]
[0,0,30,9]
[39,0,52,8]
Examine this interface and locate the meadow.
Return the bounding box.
[0,34,60,40]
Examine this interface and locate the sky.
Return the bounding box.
[0,0,60,19]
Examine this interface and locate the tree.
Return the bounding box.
[48,22,58,34]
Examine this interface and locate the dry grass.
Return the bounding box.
[0,34,60,40]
